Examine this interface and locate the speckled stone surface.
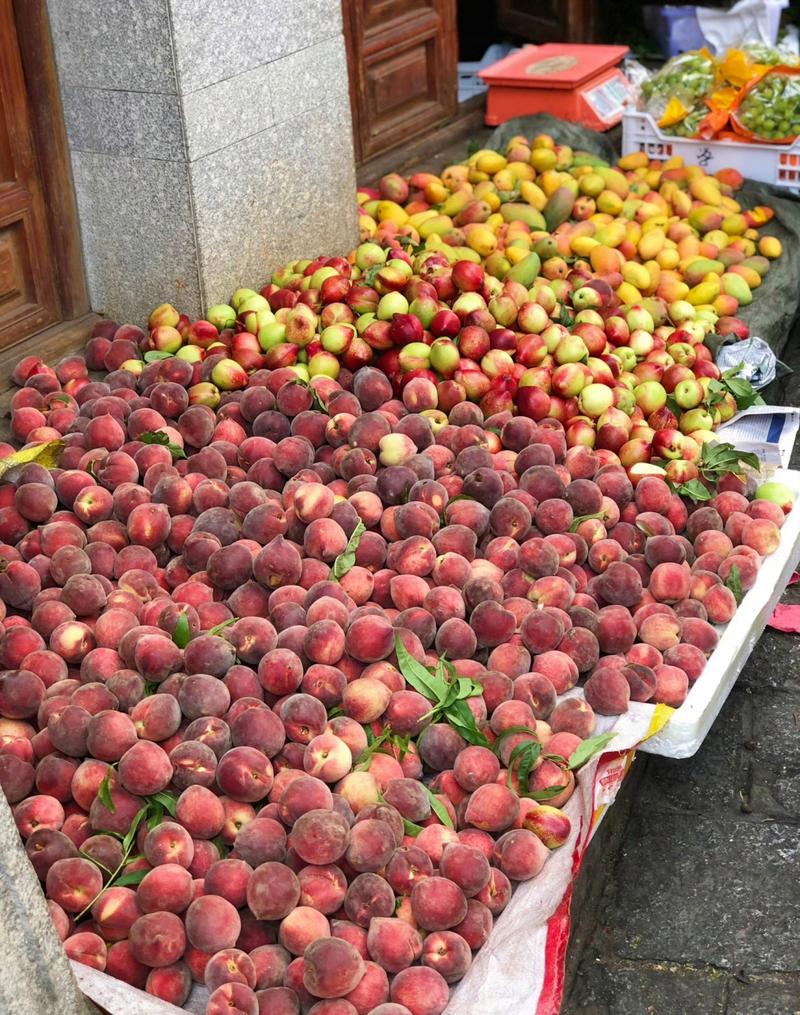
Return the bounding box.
[191,95,358,307]
[181,62,275,161]
[267,35,351,121]
[60,87,185,161]
[47,0,358,323]
[169,0,343,93]
[46,0,177,92]
[0,795,96,1014]
[70,152,202,323]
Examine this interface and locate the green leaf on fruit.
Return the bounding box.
[332,520,367,581]
[675,478,713,503]
[172,613,191,649]
[363,264,383,289]
[491,725,539,757]
[527,784,570,802]
[143,350,173,362]
[212,835,229,858]
[570,510,605,532]
[326,705,344,720]
[402,818,424,837]
[559,307,575,329]
[208,617,237,637]
[123,806,150,854]
[149,791,177,817]
[666,394,682,418]
[423,786,454,829]
[725,563,744,605]
[308,385,328,414]
[444,699,489,747]
[0,439,65,482]
[565,732,617,770]
[395,635,447,702]
[138,430,186,461]
[146,801,164,830]
[97,770,115,814]
[113,868,149,888]
[507,739,542,793]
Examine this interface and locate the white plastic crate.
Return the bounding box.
[622,109,800,189]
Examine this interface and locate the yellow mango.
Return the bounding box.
[597,167,629,197]
[571,236,600,257]
[441,190,472,217]
[645,169,663,189]
[530,147,557,172]
[492,169,514,191]
[593,222,626,248]
[759,236,782,258]
[407,210,439,228]
[657,247,680,270]
[580,173,606,198]
[419,215,454,239]
[464,225,498,257]
[520,180,548,211]
[486,212,504,232]
[475,151,507,175]
[688,176,722,206]
[729,264,761,288]
[687,281,720,305]
[638,228,665,261]
[538,170,563,197]
[618,150,650,172]
[622,262,651,291]
[508,162,534,182]
[590,245,624,274]
[442,165,469,189]
[597,190,623,216]
[424,179,448,204]
[616,281,642,304]
[376,201,408,225]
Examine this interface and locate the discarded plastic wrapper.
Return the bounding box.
[717,404,800,468]
[716,335,781,388]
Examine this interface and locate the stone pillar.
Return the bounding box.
[0,794,96,1014]
[46,0,359,324]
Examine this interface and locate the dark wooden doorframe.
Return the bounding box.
[13,0,88,324]
[1,0,88,349]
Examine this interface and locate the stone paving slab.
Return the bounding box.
[727,978,800,1015]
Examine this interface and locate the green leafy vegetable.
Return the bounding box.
[332,520,366,581]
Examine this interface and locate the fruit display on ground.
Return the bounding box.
[0,130,797,1015]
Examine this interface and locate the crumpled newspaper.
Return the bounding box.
[717,335,780,388]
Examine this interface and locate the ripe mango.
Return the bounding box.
[741,255,770,277]
[594,222,626,248]
[453,200,492,226]
[590,245,624,274]
[508,162,535,182]
[622,262,651,292]
[493,169,514,192]
[720,272,752,305]
[520,180,547,210]
[543,187,576,231]
[597,167,629,197]
[500,203,546,230]
[717,247,744,268]
[534,236,559,260]
[713,293,739,316]
[505,252,542,287]
[687,280,720,305]
[683,258,724,288]
[758,235,782,258]
[729,264,761,289]
[442,165,469,189]
[616,281,642,304]
[579,172,605,197]
[531,147,558,172]
[656,247,680,270]
[418,215,453,239]
[571,235,600,257]
[722,214,747,236]
[474,151,507,175]
[484,251,511,279]
[715,167,743,189]
[688,206,724,234]
[593,191,620,216]
[688,176,722,206]
[441,190,472,217]
[464,224,497,257]
[638,228,665,261]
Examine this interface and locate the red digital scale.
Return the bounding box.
[479,43,633,131]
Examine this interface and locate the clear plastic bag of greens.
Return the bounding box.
[732,66,800,142]
[739,42,800,68]
[641,49,717,109]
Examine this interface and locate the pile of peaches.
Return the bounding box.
[0,316,792,1015]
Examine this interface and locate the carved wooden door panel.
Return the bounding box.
[0,0,60,348]
[343,0,458,162]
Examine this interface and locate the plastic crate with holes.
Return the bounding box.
[622,109,800,189]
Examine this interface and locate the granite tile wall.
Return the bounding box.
[47,0,358,324]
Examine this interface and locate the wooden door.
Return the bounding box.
[496,0,597,44]
[0,0,60,348]
[343,0,458,163]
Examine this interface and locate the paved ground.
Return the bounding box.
[564,343,800,1015]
